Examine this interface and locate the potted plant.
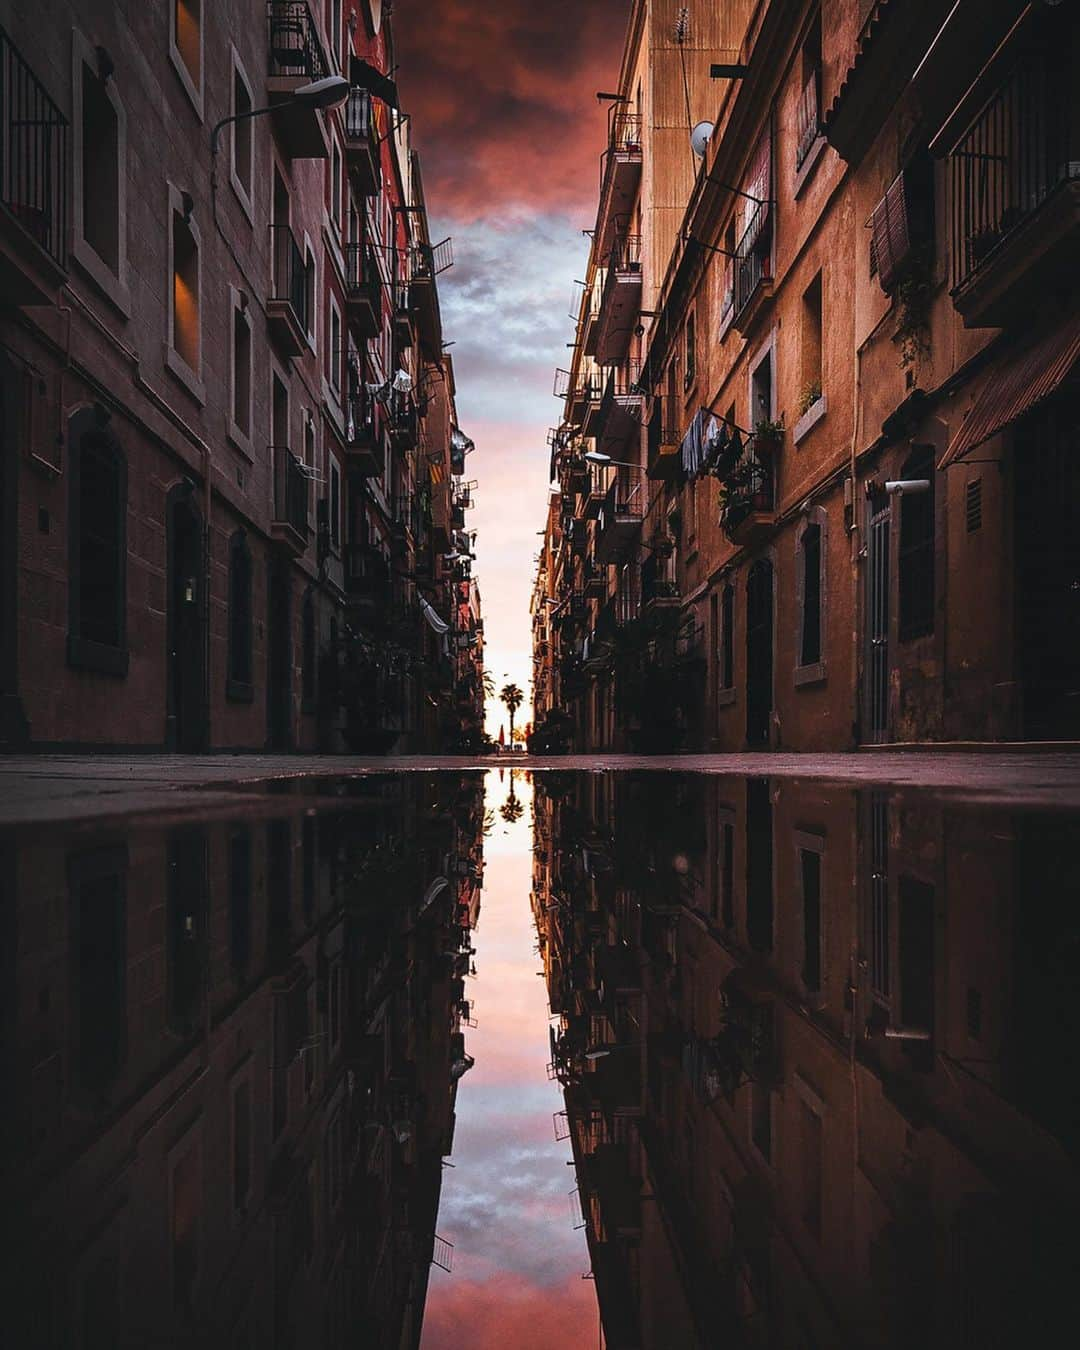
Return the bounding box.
[797,381,822,418]
[753,418,784,456]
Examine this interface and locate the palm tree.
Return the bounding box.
[499,683,524,745]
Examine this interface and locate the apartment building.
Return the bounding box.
[0,0,480,752]
[535,0,1079,750]
[533,772,1080,1347]
[3,774,485,1347]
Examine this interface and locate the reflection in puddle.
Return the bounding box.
[2,775,485,1349]
[5,770,1080,1348]
[533,773,1080,1349]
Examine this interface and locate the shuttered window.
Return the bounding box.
[870,172,912,292]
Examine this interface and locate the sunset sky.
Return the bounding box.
[397,0,630,734]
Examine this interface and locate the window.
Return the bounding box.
[232,1079,251,1211]
[751,1080,772,1161]
[800,273,822,410]
[302,588,317,712]
[799,844,823,992]
[231,295,252,444]
[327,0,343,66]
[717,814,735,929]
[81,63,119,272]
[720,582,734,690]
[795,12,822,171]
[231,58,253,209]
[965,477,982,533]
[229,825,252,975]
[746,777,773,953]
[171,0,203,112]
[227,532,253,699]
[171,1144,201,1308]
[330,141,342,228]
[797,511,825,680]
[330,460,341,548]
[329,300,342,394]
[684,310,696,389]
[69,846,128,1092]
[171,205,201,378]
[68,408,127,674]
[305,247,317,341]
[898,448,935,639]
[798,1098,823,1236]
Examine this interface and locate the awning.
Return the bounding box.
[939,314,1080,468]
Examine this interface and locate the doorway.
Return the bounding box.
[1014,401,1080,738]
[745,558,773,747]
[0,358,26,743]
[267,556,292,750]
[166,489,206,751]
[865,496,890,743]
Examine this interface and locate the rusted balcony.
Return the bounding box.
[392,281,414,347]
[646,398,683,482]
[0,25,68,303]
[581,273,604,357]
[595,113,643,256]
[566,373,603,437]
[344,242,382,338]
[343,87,381,195]
[387,392,418,450]
[945,45,1079,328]
[596,469,645,565]
[719,452,775,548]
[594,363,642,459]
[410,238,452,350]
[270,446,310,554]
[266,2,332,158]
[268,225,309,356]
[641,553,680,622]
[345,389,385,476]
[583,468,607,522]
[583,557,607,597]
[732,202,773,333]
[345,543,391,627]
[594,233,642,366]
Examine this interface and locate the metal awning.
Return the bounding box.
[939,314,1080,468]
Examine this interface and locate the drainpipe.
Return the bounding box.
[849,337,862,748]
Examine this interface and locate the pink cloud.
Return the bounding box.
[422,1272,597,1349]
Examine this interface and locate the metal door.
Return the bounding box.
[866,501,890,742]
[746,559,773,747]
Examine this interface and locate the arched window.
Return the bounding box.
[898,448,935,639]
[227,531,253,700]
[301,587,316,712]
[68,408,127,674]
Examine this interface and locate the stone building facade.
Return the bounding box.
[534,0,1079,750]
[0,0,481,751]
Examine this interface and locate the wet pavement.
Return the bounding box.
[3,763,1079,1347]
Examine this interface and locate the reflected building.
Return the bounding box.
[1,774,484,1349]
[533,773,1080,1349]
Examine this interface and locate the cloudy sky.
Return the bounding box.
[421,772,596,1347]
[396,0,630,733]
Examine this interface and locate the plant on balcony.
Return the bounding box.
[650,530,675,559]
[895,243,934,370]
[797,381,823,417]
[753,419,784,455]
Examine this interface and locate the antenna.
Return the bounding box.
[691,121,715,158]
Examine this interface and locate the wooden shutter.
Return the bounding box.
[871,171,911,292]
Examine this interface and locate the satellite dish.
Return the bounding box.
[691,121,715,158]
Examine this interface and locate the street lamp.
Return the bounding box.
[584,451,639,470]
[210,74,351,163]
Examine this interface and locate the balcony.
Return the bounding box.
[387,392,418,450]
[266,2,332,158]
[946,47,1079,328]
[270,446,310,554]
[343,87,381,195]
[719,451,775,548]
[583,557,607,598]
[268,225,309,356]
[646,398,682,482]
[567,373,603,436]
[594,234,642,366]
[410,238,453,350]
[582,273,604,356]
[595,363,642,459]
[345,543,391,627]
[641,554,680,622]
[583,468,606,522]
[344,243,382,339]
[392,281,414,347]
[732,203,773,333]
[0,26,68,303]
[595,113,643,256]
[596,469,645,565]
[345,389,385,476]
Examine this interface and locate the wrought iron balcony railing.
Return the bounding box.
[949,46,1076,292]
[270,224,308,329]
[267,1,328,80]
[0,24,68,272]
[733,202,772,320]
[271,446,310,537]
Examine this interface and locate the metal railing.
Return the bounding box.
[270,225,308,329]
[605,231,643,275]
[267,1,328,80]
[949,47,1075,291]
[733,201,772,319]
[610,112,643,155]
[345,387,378,445]
[642,553,678,605]
[272,446,310,537]
[411,236,454,280]
[0,25,68,270]
[344,242,382,307]
[719,450,774,538]
[615,568,641,626]
[602,468,646,523]
[344,86,373,140]
[795,68,821,170]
